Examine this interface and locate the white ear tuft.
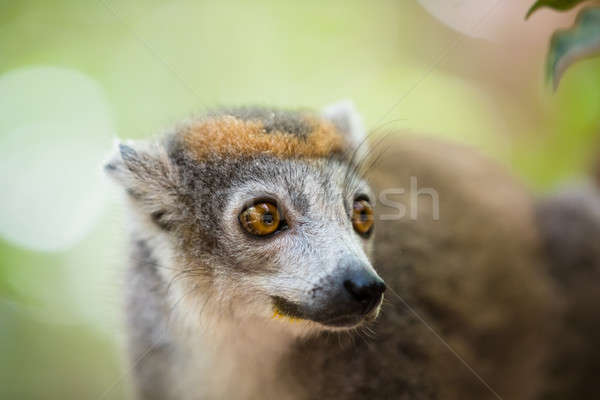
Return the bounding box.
[321,99,367,158]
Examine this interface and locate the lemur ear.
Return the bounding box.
[321,100,368,158]
[104,140,180,230]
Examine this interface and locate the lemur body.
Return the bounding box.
[106,103,600,399]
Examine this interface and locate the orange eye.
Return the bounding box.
[352,199,374,236]
[239,202,282,236]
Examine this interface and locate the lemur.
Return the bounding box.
[105,101,600,400]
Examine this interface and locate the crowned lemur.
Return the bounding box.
[105,101,600,400]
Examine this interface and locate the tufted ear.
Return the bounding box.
[321,100,368,159]
[104,140,181,230]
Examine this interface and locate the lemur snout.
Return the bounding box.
[343,269,386,315]
[271,263,385,328]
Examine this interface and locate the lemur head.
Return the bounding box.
[106,101,385,333]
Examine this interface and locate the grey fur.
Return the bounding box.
[106,106,600,400]
[205,106,314,136]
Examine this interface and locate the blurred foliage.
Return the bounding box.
[546,7,600,89]
[525,0,592,19]
[524,0,600,90]
[1,1,599,399]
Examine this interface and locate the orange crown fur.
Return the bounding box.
[181,115,346,160]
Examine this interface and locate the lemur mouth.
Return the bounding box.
[271,296,382,329]
[271,296,306,320]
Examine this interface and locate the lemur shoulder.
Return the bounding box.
[105,102,600,400]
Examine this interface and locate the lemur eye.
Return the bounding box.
[239,202,282,236]
[352,199,374,237]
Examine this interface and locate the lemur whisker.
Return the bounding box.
[359,136,394,182]
[165,268,206,296]
[342,129,395,198]
[341,118,404,199]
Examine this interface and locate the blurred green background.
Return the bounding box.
[1,1,599,399]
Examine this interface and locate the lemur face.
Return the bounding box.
[220,156,384,330]
[106,102,385,332]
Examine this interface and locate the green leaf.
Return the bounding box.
[546,6,600,90]
[525,0,590,19]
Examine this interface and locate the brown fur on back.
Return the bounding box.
[364,137,562,399]
[536,184,600,399]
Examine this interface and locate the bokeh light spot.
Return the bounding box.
[0,66,114,251]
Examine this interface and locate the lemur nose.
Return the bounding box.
[343,270,386,314]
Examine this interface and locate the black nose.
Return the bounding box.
[343,271,386,314]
